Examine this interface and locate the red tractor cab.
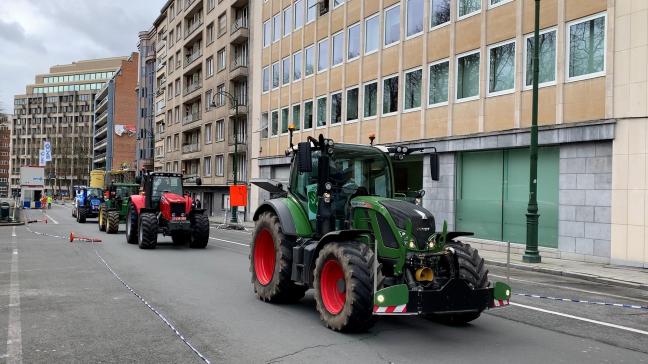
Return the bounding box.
[125,172,209,249]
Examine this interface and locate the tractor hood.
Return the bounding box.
[161,193,186,204]
[378,199,436,250]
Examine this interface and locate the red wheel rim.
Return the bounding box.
[253,229,275,285]
[320,259,346,315]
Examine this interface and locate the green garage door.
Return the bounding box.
[456,148,558,248]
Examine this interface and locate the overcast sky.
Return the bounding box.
[0,0,162,114]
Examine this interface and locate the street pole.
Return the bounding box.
[523,0,542,263]
[231,101,239,224]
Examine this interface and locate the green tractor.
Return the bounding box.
[250,132,511,332]
[98,172,140,234]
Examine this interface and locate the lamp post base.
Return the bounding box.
[522,253,542,263]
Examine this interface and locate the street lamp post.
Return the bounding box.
[211,90,240,224]
[524,0,542,263]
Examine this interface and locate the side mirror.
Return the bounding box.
[297,142,312,173]
[195,177,202,186]
[430,153,440,181]
[135,176,142,184]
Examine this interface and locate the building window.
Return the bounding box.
[428,59,449,106]
[261,112,269,138]
[456,50,480,101]
[305,45,315,76]
[206,56,214,77]
[525,28,556,88]
[271,110,279,136]
[292,104,301,130]
[304,100,313,129]
[317,96,327,127]
[488,40,516,95]
[263,20,271,47]
[347,23,360,61]
[273,14,281,42]
[567,14,606,81]
[331,92,342,124]
[430,0,450,29]
[283,5,292,36]
[318,38,329,72]
[333,0,345,8]
[306,0,317,23]
[294,0,304,30]
[331,31,344,67]
[406,0,424,38]
[215,84,225,106]
[365,14,379,55]
[364,81,378,118]
[458,0,481,19]
[206,23,214,44]
[382,76,399,115]
[282,57,291,85]
[384,4,400,47]
[281,107,289,133]
[215,155,224,176]
[205,89,213,111]
[218,13,227,36]
[205,123,212,144]
[272,62,280,89]
[217,48,226,71]
[489,0,512,7]
[262,66,270,92]
[346,87,359,122]
[216,120,224,141]
[204,156,212,176]
[404,68,422,110]
[293,51,302,81]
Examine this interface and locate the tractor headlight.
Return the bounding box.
[172,213,176,217]
[323,192,331,203]
[409,240,416,249]
[324,182,332,191]
[402,147,409,154]
[396,146,402,153]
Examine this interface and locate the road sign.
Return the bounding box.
[44,141,52,161]
[39,150,46,166]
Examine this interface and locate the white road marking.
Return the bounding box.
[12,226,16,237]
[209,237,250,247]
[43,213,59,224]
[6,230,22,363]
[511,302,648,336]
[490,273,648,304]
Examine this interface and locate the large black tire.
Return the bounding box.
[77,207,87,223]
[313,242,376,332]
[106,210,120,234]
[138,212,158,249]
[72,207,76,217]
[171,232,190,245]
[427,241,489,325]
[98,206,106,231]
[250,211,307,303]
[125,203,138,244]
[188,213,209,249]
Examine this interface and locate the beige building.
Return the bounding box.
[11,57,126,196]
[251,0,648,267]
[151,0,252,219]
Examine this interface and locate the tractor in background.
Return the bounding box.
[98,171,139,234]
[125,172,209,249]
[72,186,103,223]
[249,130,511,332]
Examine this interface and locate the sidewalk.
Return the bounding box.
[476,243,648,291]
[208,215,254,230]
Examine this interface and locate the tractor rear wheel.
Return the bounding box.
[98,206,106,231]
[426,241,489,325]
[314,242,375,332]
[250,211,306,303]
[189,213,209,249]
[106,210,120,234]
[125,203,138,244]
[138,212,158,249]
[77,207,87,223]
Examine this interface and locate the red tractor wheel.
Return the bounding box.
[253,229,275,285]
[320,259,346,315]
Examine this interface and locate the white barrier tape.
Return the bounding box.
[515,292,648,310]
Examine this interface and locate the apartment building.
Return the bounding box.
[136,28,158,172]
[0,114,10,197]
[151,0,252,219]
[11,57,126,196]
[93,53,139,172]
[251,0,648,267]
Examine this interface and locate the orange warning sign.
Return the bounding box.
[230,185,248,207]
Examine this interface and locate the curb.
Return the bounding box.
[485,259,648,292]
[0,221,25,226]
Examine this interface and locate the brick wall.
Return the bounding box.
[558,142,612,262]
[112,53,138,170]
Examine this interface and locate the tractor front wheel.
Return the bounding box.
[138,212,158,249]
[313,242,375,332]
[250,211,306,303]
[188,213,209,249]
[98,206,106,232]
[77,207,87,223]
[125,203,138,244]
[106,210,120,234]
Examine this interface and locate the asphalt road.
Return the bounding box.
[1,204,647,363]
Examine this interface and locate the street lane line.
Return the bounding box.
[6,229,22,364]
[43,213,59,224]
[490,273,648,304]
[12,226,16,237]
[209,237,249,247]
[510,302,648,336]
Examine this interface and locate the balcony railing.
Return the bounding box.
[231,19,248,33]
[184,50,202,68]
[95,124,108,136]
[93,152,106,161]
[185,20,203,39]
[156,40,166,52]
[183,112,201,125]
[185,0,195,10]
[183,82,202,96]
[182,143,201,154]
[228,133,247,146]
[157,60,166,71]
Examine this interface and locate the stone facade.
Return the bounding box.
[423,153,455,232]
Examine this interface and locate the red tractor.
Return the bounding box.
[125,172,209,249]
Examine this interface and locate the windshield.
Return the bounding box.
[115,185,139,198]
[329,145,392,198]
[87,188,102,198]
[152,176,183,198]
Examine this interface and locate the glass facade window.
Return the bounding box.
[307,0,317,23]
[456,51,480,100]
[384,5,401,47]
[346,88,359,122]
[365,14,379,54]
[261,113,269,138]
[404,69,422,110]
[273,14,281,42]
[364,82,378,118]
[431,0,450,28]
[305,45,315,76]
[304,100,313,129]
[347,23,360,60]
[283,6,292,36]
[262,66,270,92]
[293,51,302,81]
[318,38,329,72]
[271,110,279,136]
[458,0,481,18]
[263,20,271,47]
[429,60,449,105]
[281,107,289,134]
[331,92,342,124]
[317,96,327,127]
[272,62,280,89]
[282,57,291,85]
[294,0,304,29]
[525,29,556,87]
[383,76,399,114]
[568,15,606,80]
[406,0,424,37]
[332,32,344,66]
[292,104,301,130]
[488,41,516,94]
